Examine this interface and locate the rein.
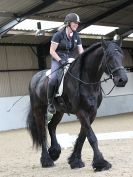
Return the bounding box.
[101,84,115,96]
[66,46,114,86]
[66,46,125,95]
[67,69,112,85]
[67,67,116,96]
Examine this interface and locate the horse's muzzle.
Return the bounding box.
[113,75,128,87]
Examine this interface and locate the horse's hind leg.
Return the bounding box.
[68,126,86,169]
[32,102,54,167]
[48,111,63,161]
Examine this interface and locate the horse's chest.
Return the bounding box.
[80,92,98,111]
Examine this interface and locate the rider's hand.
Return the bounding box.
[59,60,67,66]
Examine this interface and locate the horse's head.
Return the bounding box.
[102,39,128,87]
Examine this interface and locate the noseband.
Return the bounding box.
[102,48,125,78]
[110,66,124,74]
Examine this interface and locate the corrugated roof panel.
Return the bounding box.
[0,35,49,45]
[0,44,39,96]
[0,0,43,27]
[35,1,108,22]
[9,71,36,96]
[6,46,38,69]
[0,72,11,96]
[0,0,42,13]
[95,1,133,28]
[128,33,133,37]
[13,18,118,36]
[13,19,63,31]
[31,0,124,22]
[0,17,12,26]
[0,46,7,70]
[123,49,133,67]
[0,71,37,96]
[80,25,118,35]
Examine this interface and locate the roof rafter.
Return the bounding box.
[78,0,133,32]
[0,0,57,37]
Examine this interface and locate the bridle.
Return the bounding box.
[67,47,124,84]
[98,47,125,95]
[66,45,125,95]
[102,48,125,77]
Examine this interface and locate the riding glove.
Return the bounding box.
[59,60,67,66]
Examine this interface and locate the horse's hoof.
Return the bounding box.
[68,157,85,169]
[92,159,112,172]
[40,157,54,168]
[48,145,61,161]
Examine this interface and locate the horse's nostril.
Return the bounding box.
[117,78,127,87]
[118,78,124,83]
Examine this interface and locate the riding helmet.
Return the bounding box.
[64,13,80,25]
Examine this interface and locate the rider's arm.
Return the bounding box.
[77,45,84,54]
[76,34,84,54]
[50,42,61,62]
[50,32,62,62]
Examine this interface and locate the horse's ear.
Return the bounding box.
[113,34,122,47]
[101,36,107,49]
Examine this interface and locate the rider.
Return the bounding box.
[47,13,84,114]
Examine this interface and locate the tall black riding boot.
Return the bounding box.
[47,83,56,114]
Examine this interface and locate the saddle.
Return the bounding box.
[46,58,75,97]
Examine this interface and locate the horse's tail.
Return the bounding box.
[26,103,46,148]
[27,70,48,148]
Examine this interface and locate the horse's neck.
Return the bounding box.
[81,46,104,83]
[65,45,104,90]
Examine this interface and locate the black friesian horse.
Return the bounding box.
[27,39,128,171]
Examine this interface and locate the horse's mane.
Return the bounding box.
[74,40,123,66]
[78,40,123,60]
[78,42,101,60]
[70,42,101,71]
[68,42,102,81]
[69,40,123,79]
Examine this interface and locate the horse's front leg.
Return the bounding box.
[68,126,86,169]
[48,112,63,161]
[78,110,112,171]
[87,126,112,171]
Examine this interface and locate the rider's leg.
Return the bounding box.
[47,82,56,114]
[47,59,60,114]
